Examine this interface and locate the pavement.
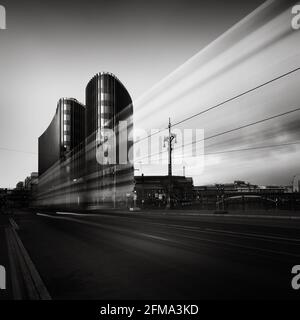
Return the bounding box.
[1,208,300,299]
[0,211,51,300]
[0,214,10,300]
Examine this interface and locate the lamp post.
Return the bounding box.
[164,118,177,209]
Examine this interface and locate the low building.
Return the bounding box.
[134,175,194,208]
[257,185,285,193]
[24,172,38,190]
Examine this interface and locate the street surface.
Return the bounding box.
[2,209,300,299]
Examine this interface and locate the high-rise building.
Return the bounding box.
[35,73,134,209]
[36,98,85,207]
[38,98,85,175]
[85,72,134,207]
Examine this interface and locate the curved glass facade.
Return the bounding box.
[85,72,134,207]
[38,98,85,176]
[36,98,86,207]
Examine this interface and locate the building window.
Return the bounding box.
[101,105,111,114]
[101,113,112,119]
[64,104,71,111]
[101,93,111,101]
[101,78,105,89]
[64,114,70,121]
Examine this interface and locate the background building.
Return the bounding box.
[24,172,38,190]
[293,175,300,193]
[134,175,194,208]
[193,180,299,211]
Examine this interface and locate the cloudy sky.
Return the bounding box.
[133,0,300,186]
[1,0,299,188]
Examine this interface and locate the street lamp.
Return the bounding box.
[163,118,177,209]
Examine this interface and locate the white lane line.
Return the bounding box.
[134,221,300,245]
[56,211,87,216]
[139,233,169,241]
[172,231,300,258]
[142,222,300,256]
[205,228,300,243]
[160,224,300,246]
[9,218,19,230]
[56,211,119,218]
[54,211,300,233]
[37,213,169,242]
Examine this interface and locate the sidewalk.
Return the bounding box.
[0,214,11,300]
[0,212,51,300]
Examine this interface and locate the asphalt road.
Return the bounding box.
[9,209,300,299]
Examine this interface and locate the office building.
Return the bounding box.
[35,73,134,209]
[85,72,134,207]
[38,98,85,175]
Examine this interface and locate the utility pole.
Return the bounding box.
[164,118,177,209]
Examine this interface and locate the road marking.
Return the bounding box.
[37,213,169,242]
[172,231,300,258]
[57,211,86,216]
[120,220,300,245]
[56,211,119,218]
[205,228,300,243]
[57,211,92,216]
[139,233,168,241]
[57,212,300,235]
[9,218,19,230]
[137,221,300,256]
